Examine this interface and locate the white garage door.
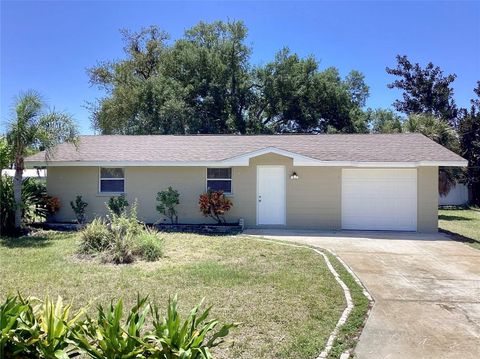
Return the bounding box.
[342,169,417,231]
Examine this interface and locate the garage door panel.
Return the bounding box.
[341,169,417,231]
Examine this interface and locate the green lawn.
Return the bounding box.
[439,207,480,250]
[0,231,367,359]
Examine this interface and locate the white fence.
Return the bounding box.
[439,183,469,206]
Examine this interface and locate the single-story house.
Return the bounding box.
[25,133,467,232]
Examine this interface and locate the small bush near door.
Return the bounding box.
[199,190,233,224]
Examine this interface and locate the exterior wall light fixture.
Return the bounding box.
[290,172,299,180]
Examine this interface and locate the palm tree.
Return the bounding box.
[403,113,461,196]
[6,91,78,231]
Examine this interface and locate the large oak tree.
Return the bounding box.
[88,21,369,135]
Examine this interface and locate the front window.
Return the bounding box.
[206,168,232,194]
[99,167,125,193]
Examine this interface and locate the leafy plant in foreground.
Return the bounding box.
[147,295,238,359]
[0,295,27,357]
[71,296,148,359]
[0,294,84,358]
[0,294,237,359]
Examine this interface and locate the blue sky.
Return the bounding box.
[1,1,479,134]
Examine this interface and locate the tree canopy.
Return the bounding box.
[386,55,457,124]
[88,21,369,135]
[457,82,480,203]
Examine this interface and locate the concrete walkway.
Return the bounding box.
[245,230,480,359]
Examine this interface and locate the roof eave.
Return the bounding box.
[24,159,468,168]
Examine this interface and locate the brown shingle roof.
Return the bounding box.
[25,133,466,164]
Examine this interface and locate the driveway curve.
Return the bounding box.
[245,230,480,359]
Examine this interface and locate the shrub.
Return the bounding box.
[199,190,233,224]
[0,176,54,234]
[43,195,60,215]
[156,186,180,224]
[107,194,129,216]
[134,229,165,261]
[106,229,135,264]
[70,195,88,224]
[79,218,111,253]
[80,201,146,263]
[107,200,143,237]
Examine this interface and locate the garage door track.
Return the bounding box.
[247,230,480,359]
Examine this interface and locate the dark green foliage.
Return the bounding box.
[70,195,88,224]
[107,194,129,216]
[366,108,404,133]
[156,186,180,224]
[0,137,12,170]
[0,176,51,235]
[458,82,480,204]
[403,113,460,196]
[88,21,368,135]
[1,294,237,359]
[403,113,459,152]
[345,70,370,108]
[386,55,457,123]
[252,49,367,133]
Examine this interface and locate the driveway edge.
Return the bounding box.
[248,236,374,359]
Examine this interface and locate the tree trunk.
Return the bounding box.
[13,157,23,229]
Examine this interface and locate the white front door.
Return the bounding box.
[341,169,417,231]
[257,165,286,225]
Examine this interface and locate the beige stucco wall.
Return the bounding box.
[417,166,439,232]
[46,156,438,232]
[230,153,342,229]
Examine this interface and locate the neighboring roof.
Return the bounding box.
[25,133,467,167]
[1,169,47,178]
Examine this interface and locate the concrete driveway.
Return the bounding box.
[245,230,480,359]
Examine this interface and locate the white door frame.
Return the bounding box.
[256,165,286,225]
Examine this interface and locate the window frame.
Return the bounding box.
[205,167,233,195]
[98,167,126,194]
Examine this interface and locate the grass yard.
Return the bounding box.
[0,231,365,359]
[439,207,480,250]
